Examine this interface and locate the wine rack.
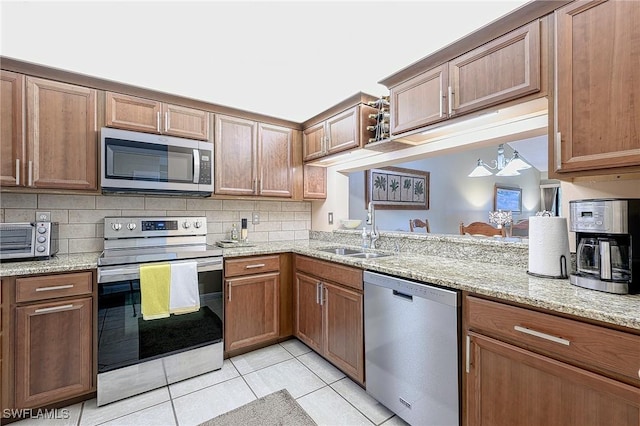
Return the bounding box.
[366,95,390,144]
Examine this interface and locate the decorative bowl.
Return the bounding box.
[341,219,362,229]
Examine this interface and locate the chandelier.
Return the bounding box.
[468,144,531,177]
[489,210,513,228]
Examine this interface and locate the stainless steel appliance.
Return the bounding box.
[364,271,460,426]
[96,216,223,406]
[569,199,639,294]
[100,127,213,196]
[0,222,58,260]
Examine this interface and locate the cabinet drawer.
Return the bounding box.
[466,296,640,385]
[225,255,280,277]
[295,255,363,291]
[16,272,93,303]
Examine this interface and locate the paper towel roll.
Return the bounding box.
[528,216,571,278]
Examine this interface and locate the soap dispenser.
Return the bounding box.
[361,227,369,249]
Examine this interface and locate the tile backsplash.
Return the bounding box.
[0,193,311,254]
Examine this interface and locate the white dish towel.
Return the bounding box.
[169,261,200,314]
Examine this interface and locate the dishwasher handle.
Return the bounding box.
[392,290,413,301]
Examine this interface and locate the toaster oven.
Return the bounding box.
[0,222,59,260]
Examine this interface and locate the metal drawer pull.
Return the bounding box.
[35,284,74,292]
[35,304,74,314]
[514,325,570,346]
[245,264,266,269]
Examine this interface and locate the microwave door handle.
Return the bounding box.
[193,149,200,184]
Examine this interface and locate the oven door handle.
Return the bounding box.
[98,258,223,283]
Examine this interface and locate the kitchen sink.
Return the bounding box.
[317,247,391,258]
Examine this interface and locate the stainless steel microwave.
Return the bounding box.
[0,222,59,261]
[100,127,213,196]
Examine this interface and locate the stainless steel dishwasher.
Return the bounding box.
[364,271,460,426]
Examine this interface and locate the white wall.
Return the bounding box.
[348,144,541,234]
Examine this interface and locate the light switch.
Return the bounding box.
[252,212,260,224]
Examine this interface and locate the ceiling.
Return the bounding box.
[1,0,530,123]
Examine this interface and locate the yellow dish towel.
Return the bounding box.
[140,263,171,320]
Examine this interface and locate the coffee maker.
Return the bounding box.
[569,199,640,294]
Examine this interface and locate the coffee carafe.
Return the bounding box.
[570,199,639,294]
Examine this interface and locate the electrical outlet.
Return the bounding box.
[36,211,51,222]
[252,211,260,224]
[328,212,333,225]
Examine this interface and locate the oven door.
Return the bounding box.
[0,223,35,260]
[96,257,223,405]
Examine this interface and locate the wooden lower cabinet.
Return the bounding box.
[465,295,640,426]
[224,255,281,353]
[294,256,364,385]
[467,332,640,426]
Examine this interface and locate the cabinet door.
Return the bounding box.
[163,103,210,140]
[449,21,540,116]
[303,165,327,199]
[105,92,161,134]
[326,107,359,155]
[554,0,640,173]
[302,121,325,161]
[322,282,364,384]
[0,70,24,187]
[390,64,448,135]
[294,272,323,353]
[214,114,258,195]
[466,332,640,426]
[224,272,279,352]
[26,77,97,190]
[15,297,93,409]
[258,123,292,197]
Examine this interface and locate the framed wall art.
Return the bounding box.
[365,166,430,210]
[494,184,522,212]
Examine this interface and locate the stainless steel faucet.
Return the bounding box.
[366,202,379,249]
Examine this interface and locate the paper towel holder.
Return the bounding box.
[527,255,568,279]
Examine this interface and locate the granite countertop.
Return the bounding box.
[2,240,639,331]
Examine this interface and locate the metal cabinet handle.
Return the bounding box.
[15,159,20,185]
[514,325,570,346]
[35,284,74,292]
[253,178,258,194]
[319,283,324,306]
[28,160,33,186]
[35,304,74,314]
[316,282,321,304]
[465,335,471,373]
[165,111,169,131]
[227,281,232,301]
[156,111,161,132]
[439,89,443,118]
[555,132,562,170]
[245,263,266,269]
[448,86,453,115]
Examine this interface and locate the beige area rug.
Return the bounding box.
[198,389,317,426]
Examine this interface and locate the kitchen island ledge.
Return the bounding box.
[1,235,638,331]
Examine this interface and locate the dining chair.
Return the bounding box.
[459,221,505,237]
[409,219,430,233]
[511,219,529,237]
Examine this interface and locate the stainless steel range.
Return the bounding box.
[96,216,224,406]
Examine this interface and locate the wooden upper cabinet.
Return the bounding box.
[449,20,540,116]
[302,121,326,161]
[0,70,24,187]
[215,114,257,196]
[215,114,293,197]
[390,64,448,135]
[303,165,327,199]
[326,107,359,155]
[258,123,293,197]
[26,77,98,190]
[554,0,640,174]
[105,92,210,140]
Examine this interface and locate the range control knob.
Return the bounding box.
[37,226,47,234]
[182,221,191,229]
[127,223,137,231]
[194,221,202,229]
[111,223,122,231]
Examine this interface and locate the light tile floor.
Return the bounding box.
[11,339,408,426]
